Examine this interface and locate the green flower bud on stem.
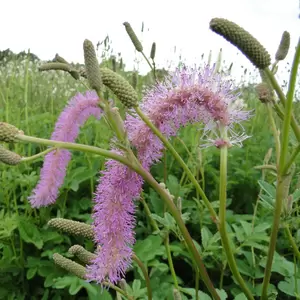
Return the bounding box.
[0,146,22,165]
[0,122,23,143]
[39,62,80,80]
[123,22,143,52]
[53,253,86,279]
[48,218,94,239]
[150,42,156,60]
[69,245,96,264]
[275,31,290,61]
[210,18,271,69]
[173,289,182,300]
[100,67,138,107]
[132,71,138,90]
[83,39,103,91]
[53,54,69,64]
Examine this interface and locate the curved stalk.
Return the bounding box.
[261,38,300,300]
[132,254,152,300]
[21,147,56,163]
[134,107,218,222]
[284,224,300,260]
[218,127,254,300]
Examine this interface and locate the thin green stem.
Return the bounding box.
[134,107,218,222]
[164,234,179,289]
[266,104,280,167]
[219,127,254,300]
[135,165,219,299]
[140,195,160,232]
[16,135,129,166]
[21,147,56,163]
[141,52,154,71]
[284,224,300,260]
[283,144,300,175]
[261,39,300,300]
[132,254,152,300]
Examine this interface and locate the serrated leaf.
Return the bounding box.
[134,235,163,262]
[234,293,247,300]
[232,224,244,242]
[240,221,252,236]
[201,227,211,249]
[258,180,276,198]
[278,277,300,297]
[18,218,43,249]
[69,278,82,295]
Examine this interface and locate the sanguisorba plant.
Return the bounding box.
[0,18,299,300]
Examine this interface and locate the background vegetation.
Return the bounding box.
[0,41,300,300]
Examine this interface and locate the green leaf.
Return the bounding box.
[134,235,164,262]
[201,227,211,249]
[258,180,276,198]
[278,277,300,297]
[240,221,252,236]
[26,267,37,280]
[69,278,83,295]
[234,293,247,300]
[18,218,43,249]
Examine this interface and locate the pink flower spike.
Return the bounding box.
[29,91,102,208]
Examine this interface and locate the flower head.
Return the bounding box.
[88,65,251,284]
[29,91,102,208]
[87,153,143,284]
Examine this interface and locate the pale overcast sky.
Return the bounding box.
[1,0,299,80]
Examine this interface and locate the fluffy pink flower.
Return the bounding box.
[29,91,102,208]
[88,65,250,284]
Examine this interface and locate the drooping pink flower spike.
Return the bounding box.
[88,65,251,284]
[29,91,102,208]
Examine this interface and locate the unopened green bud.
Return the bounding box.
[83,39,103,91]
[53,253,86,279]
[275,31,290,61]
[150,42,156,60]
[48,218,94,239]
[0,146,22,165]
[123,22,143,52]
[39,62,72,73]
[100,67,138,107]
[0,122,23,143]
[39,62,80,80]
[69,245,96,264]
[119,279,127,291]
[53,54,69,64]
[132,71,138,90]
[111,56,117,72]
[210,18,271,69]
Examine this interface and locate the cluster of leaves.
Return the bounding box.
[0,48,300,300]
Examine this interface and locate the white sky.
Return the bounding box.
[1,0,299,80]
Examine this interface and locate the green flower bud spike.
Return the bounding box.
[69,245,96,264]
[256,82,274,103]
[53,253,86,279]
[100,67,138,107]
[39,62,80,80]
[53,53,69,64]
[210,18,271,69]
[275,31,290,61]
[48,218,94,239]
[0,146,22,165]
[0,122,23,143]
[83,39,103,92]
[123,22,143,52]
[150,42,156,60]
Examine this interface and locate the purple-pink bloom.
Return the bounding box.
[86,153,143,284]
[88,65,250,284]
[29,91,102,208]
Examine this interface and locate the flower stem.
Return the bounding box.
[134,163,219,300]
[134,107,218,223]
[132,254,152,300]
[16,134,130,166]
[261,38,300,300]
[218,127,254,300]
[283,224,300,260]
[20,147,56,163]
[164,233,179,289]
